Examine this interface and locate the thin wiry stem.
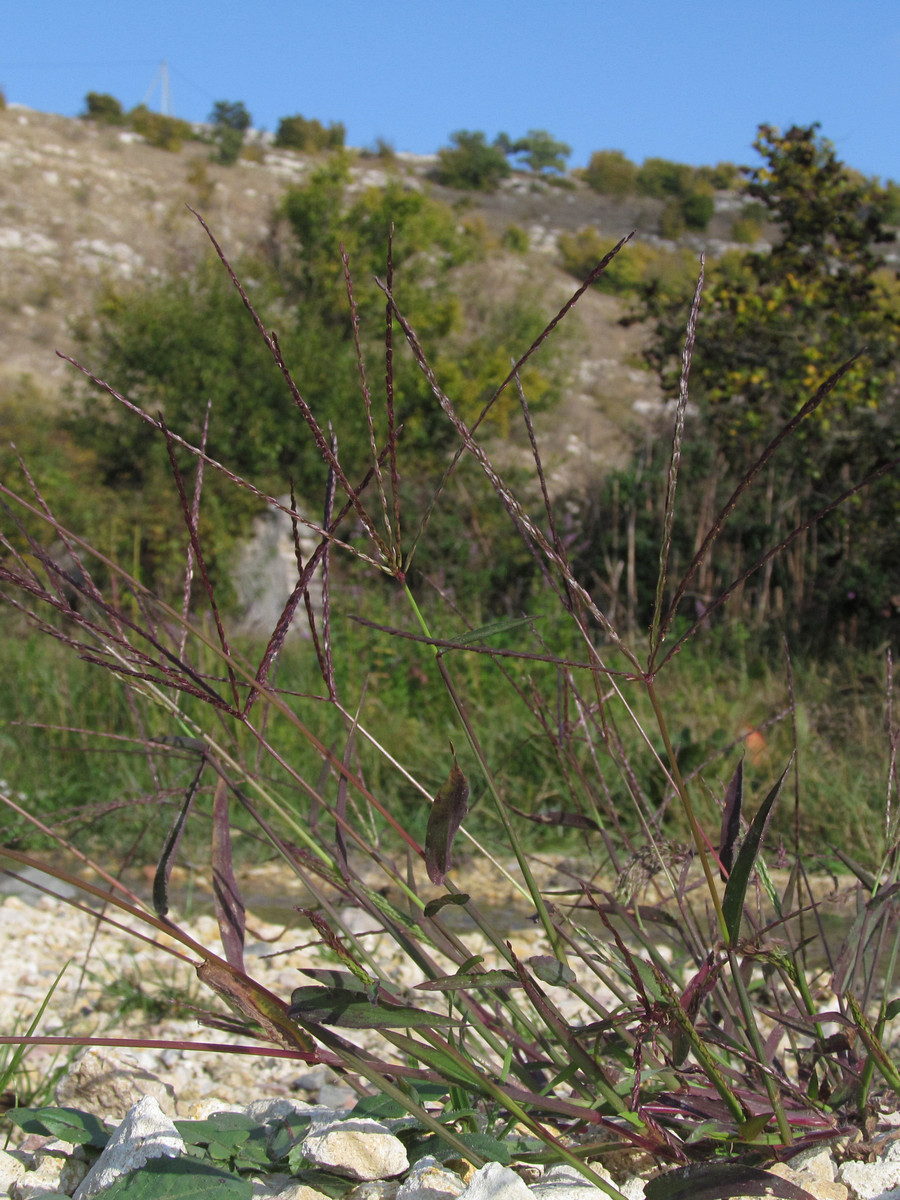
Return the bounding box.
[187,206,390,561]
[656,451,900,669]
[341,245,396,564]
[161,416,240,709]
[56,353,387,574]
[650,257,704,658]
[178,399,211,661]
[377,278,639,668]
[399,233,634,572]
[649,352,864,668]
[384,226,402,551]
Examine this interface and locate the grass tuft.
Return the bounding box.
[1,218,898,1194]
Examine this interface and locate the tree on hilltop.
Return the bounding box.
[209,100,252,165]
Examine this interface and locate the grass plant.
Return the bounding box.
[1,218,899,1198]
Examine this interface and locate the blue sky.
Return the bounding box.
[3,1,899,182]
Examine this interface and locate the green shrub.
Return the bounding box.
[186,159,216,207]
[697,161,743,190]
[82,91,124,125]
[434,130,511,190]
[679,184,715,230]
[240,140,266,163]
[730,201,766,243]
[360,136,396,163]
[658,197,686,238]
[212,125,244,165]
[127,105,193,151]
[558,226,697,298]
[879,178,900,224]
[636,155,695,198]
[501,224,530,252]
[274,113,345,152]
[581,148,638,197]
[209,100,251,165]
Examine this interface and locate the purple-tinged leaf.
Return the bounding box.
[425,749,469,885]
[211,778,245,972]
[646,1162,818,1200]
[718,757,743,881]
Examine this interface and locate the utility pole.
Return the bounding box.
[141,61,172,115]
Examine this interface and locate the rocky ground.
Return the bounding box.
[2,863,899,1199]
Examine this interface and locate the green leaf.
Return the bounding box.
[425,749,469,886]
[718,757,743,880]
[384,1032,485,1089]
[528,955,576,986]
[350,1094,411,1120]
[0,961,69,1097]
[737,1111,773,1141]
[96,1155,253,1200]
[452,1131,512,1164]
[296,968,371,992]
[423,893,471,918]
[885,998,900,1021]
[846,992,900,1097]
[415,970,519,991]
[722,760,791,945]
[174,1114,271,1173]
[288,985,462,1028]
[7,1106,109,1149]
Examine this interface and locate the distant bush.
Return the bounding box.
[508,129,571,176]
[501,224,530,252]
[274,113,345,152]
[582,149,638,197]
[435,130,511,190]
[211,126,242,165]
[558,226,697,299]
[0,87,7,112]
[208,101,251,165]
[186,160,216,207]
[240,141,266,164]
[879,179,900,225]
[209,100,251,132]
[82,92,125,125]
[697,161,743,190]
[361,137,397,163]
[730,201,766,244]
[679,184,715,230]
[127,105,193,151]
[636,156,695,199]
[658,198,686,239]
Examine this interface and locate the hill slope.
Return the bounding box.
[0,104,724,488]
